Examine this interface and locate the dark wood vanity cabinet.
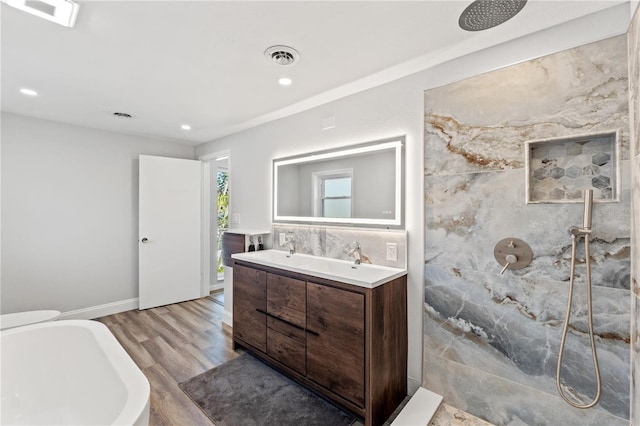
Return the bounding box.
[232,263,266,352]
[306,282,365,407]
[266,273,307,375]
[232,260,407,426]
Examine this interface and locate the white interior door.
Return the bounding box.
[139,155,202,310]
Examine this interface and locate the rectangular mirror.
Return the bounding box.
[273,137,404,227]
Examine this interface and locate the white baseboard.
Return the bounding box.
[59,298,139,320]
[222,309,233,327]
[210,283,224,292]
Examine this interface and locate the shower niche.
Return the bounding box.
[525,130,619,204]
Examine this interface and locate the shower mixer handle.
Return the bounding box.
[494,237,533,274]
[500,254,518,274]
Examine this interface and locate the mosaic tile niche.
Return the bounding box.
[526,131,619,203]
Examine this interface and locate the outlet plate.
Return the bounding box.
[279,233,286,246]
[386,243,398,261]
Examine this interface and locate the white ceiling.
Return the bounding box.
[0,0,632,146]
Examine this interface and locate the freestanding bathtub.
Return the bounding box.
[1,320,150,425]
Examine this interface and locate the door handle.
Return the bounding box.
[141,237,149,243]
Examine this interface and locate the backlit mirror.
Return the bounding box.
[273,137,404,227]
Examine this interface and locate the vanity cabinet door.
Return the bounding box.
[233,263,267,352]
[306,282,365,407]
[266,273,307,374]
[266,273,306,327]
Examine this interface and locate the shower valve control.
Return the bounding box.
[494,238,533,274]
[500,254,518,274]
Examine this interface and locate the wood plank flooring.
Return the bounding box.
[96,294,238,426]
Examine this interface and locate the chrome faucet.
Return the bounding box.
[349,242,361,265]
[284,234,295,255]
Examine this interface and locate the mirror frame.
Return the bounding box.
[273,137,404,228]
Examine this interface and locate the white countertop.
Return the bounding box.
[232,249,406,288]
[224,228,271,235]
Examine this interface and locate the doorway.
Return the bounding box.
[211,157,229,306]
[200,150,231,303]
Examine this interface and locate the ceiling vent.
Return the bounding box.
[459,0,527,31]
[264,45,300,66]
[1,0,79,27]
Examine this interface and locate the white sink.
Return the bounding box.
[232,249,406,288]
[233,249,318,268]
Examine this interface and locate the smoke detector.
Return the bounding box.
[264,45,300,66]
[459,0,527,31]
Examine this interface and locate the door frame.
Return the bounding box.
[199,150,231,295]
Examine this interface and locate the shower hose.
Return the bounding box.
[555,229,601,409]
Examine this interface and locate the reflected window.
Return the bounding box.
[314,170,352,218]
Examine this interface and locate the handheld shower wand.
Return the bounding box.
[556,189,601,409]
[582,189,593,230]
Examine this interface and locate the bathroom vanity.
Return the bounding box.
[232,250,407,426]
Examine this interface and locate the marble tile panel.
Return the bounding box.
[323,227,407,268]
[271,224,406,268]
[422,351,628,426]
[629,7,640,423]
[424,265,630,418]
[272,224,326,256]
[632,301,638,421]
[425,165,631,290]
[429,403,494,426]
[629,5,639,158]
[424,36,629,177]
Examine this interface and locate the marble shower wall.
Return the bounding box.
[629,5,640,426]
[423,36,631,425]
[271,223,407,269]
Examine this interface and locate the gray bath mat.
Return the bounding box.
[180,353,357,426]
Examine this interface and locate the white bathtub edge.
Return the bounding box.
[1,320,150,426]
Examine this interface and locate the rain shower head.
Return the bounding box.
[459,0,527,31]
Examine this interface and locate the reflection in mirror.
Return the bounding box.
[273,138,404,227]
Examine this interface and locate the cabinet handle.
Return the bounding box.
[255,308,320,336]
[256,308,305,332]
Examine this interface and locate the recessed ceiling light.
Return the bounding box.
[278,77,293,86]
[181,124,192,131]
[113,112,132,119]
[19,88,38,96]
[1,0,80,28]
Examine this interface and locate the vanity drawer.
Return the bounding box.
[267,316,306,344]
[267,273,306,328]
[267,324,306,375]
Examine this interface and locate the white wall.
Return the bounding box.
[1,113,194,316]
[195,5,631,393]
